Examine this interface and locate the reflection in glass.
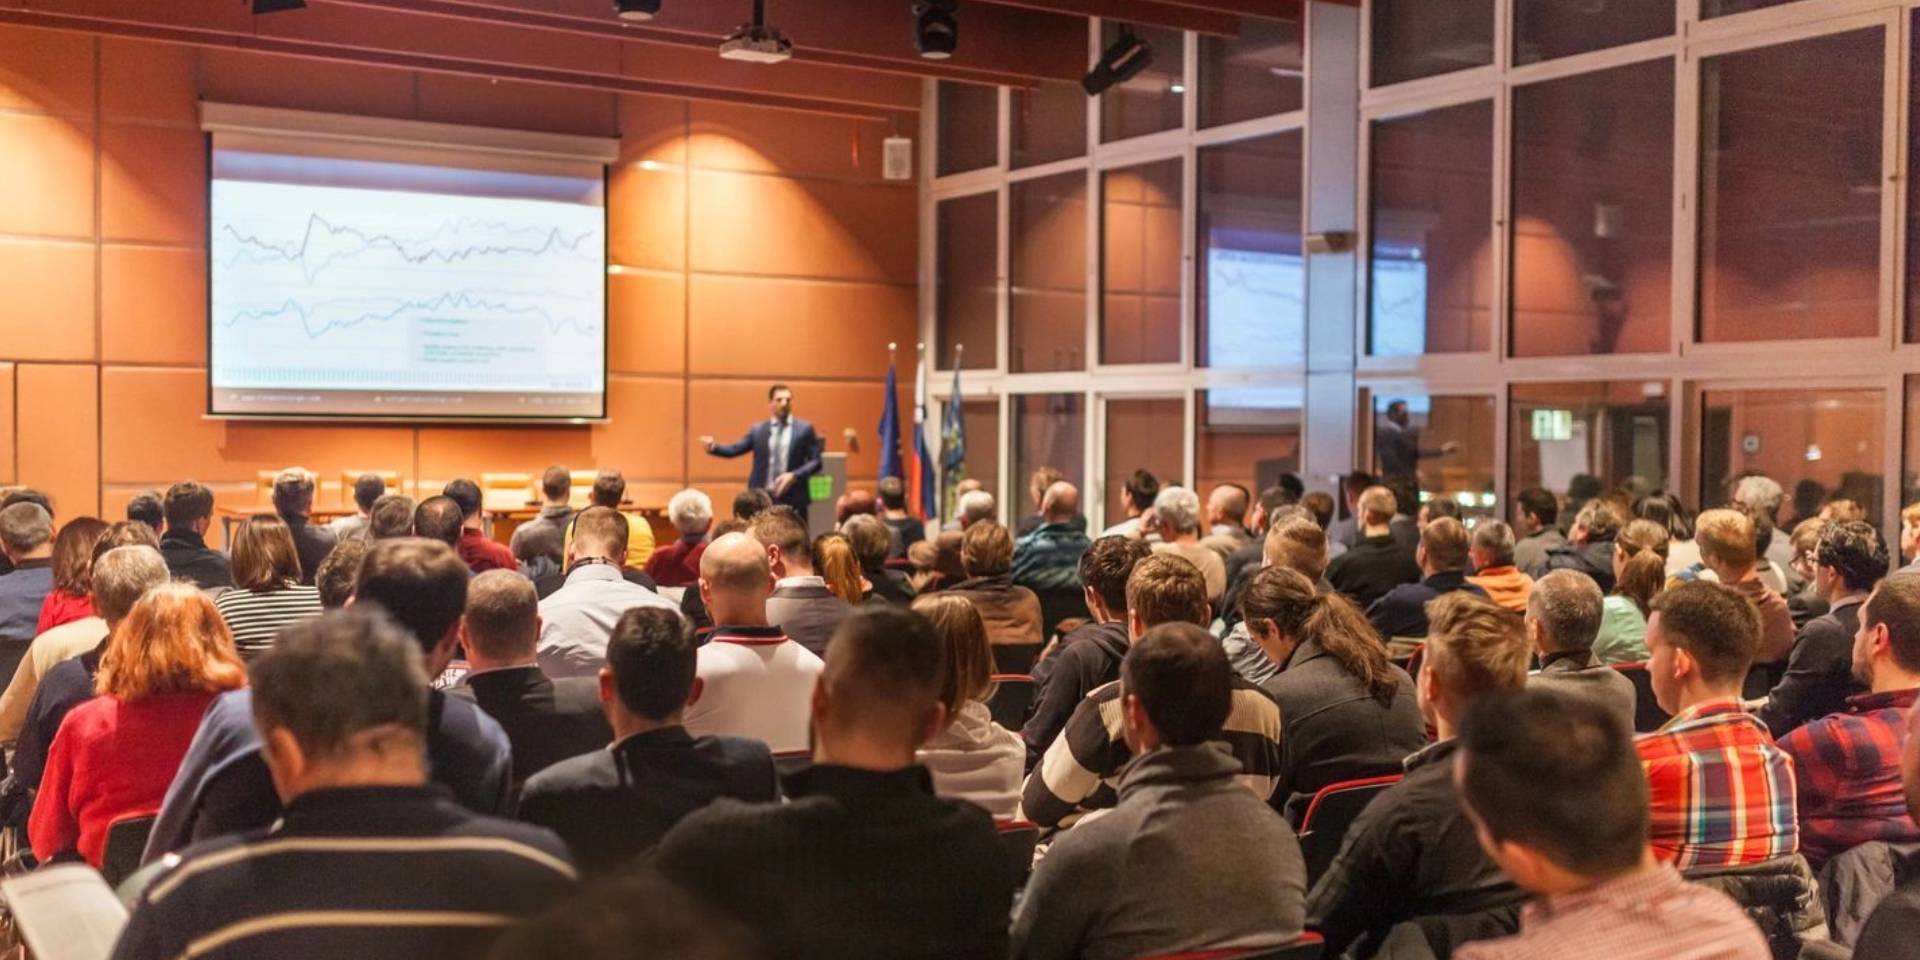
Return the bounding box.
[1700,388,1885,528]
[1698,29,1883,342]
[1199,133,1304,369]
[1513,0,1671,64]
[936,193,998,370]
[1199,15,1303,128]
[1370,101,1494,355]
[1197,389,1303,507]
[1370,394,1498,519]
[1102,159,1184,365]
[1099,21,1185,142]
[1511,61,1673,357]
[1013,81,1087,169]
[1509,382,1672,511]
[1105,398,1186,528]
[1010,171,1088,372]
[1703,0,1816,17]
[1371,0,1494,87]
[1014,395,1086,514]
[936,80,998,176]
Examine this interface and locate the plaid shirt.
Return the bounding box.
[1454,864,1768,960]
[1636,699,1799,870]
[1776,687,1920,865]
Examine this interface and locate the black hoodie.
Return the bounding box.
[1021,619,1130,771]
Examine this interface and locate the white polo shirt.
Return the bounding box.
[683,625,824,753]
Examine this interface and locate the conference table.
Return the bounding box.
[215,503,674,550]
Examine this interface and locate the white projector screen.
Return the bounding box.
[207,132,607,420]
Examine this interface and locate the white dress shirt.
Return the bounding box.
[536,562,679,679]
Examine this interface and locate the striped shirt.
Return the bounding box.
[111,785,575,960]
[1454,863,1768,960]
[1018,677,1283,829]
[213,583,323,659]
[1637,699,1799,870]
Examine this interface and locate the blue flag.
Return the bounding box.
[877,361,902,481]
[940,365,966,519]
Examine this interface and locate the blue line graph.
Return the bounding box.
[222,289,599,341]
[220,214,599,283]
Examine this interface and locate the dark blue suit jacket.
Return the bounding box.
[711,417,823,510]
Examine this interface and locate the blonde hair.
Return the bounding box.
[1424,592,1529,702]
[1357,485,1397,524]
[1695,508,1756,569]
[960,521,1014,577]
[96,582,247,700]
[814,533,864,605]
[912,593,995,713]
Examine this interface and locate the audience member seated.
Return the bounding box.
[1784,517,1830,628]
[1101,469,1159,539]
[1691,508,1795,666]
[1147,486,1227,603]
[1756,520,1884,737]
[490,870,764,960]
[30,583,246,867]
[1595,519,1667,664]
[124,490,163,537]
[518,606,775,874]
[213,515,324,660]
[1851,693,1920,957]
[752,507,848,658]
[1306,592,1531,958]
[1017,467,1080,537]
[1221,485,1297,618]
[1326,485,1421,608]
[1012,481,1092,594]
[1638,581,1798,869]
[911,595,1023,818]
[511,466,577,573]
[644,488,712,588]
[950,521,1044,649]
[1530,499,1622,593]
[1021,554,1282,829]
[143,539,513,859]
[271,467,336,585]
[156,483,231,587]
[36,516,105,634]
[326,472,385,540]
[913,530,967,594]
[451,571,612,786]
[1451,690,1768,960]
[1325,472,1372,551]
[1367,517,1488,640]
[1525,571,1637,731]
[0,502,56,683]
[1012,622,1307,960]
[412,494,464,548]
[954,487,997,530]
[10,545,169,790]
[1466,520,1533,613]
[314,537,366,609]
[1199,482,1254,559]
[1776,573,1920,867]
[844,513,913,605]
[682,533,824,753]
[654,606,1013,960]
[537,507,678,679]
[1238,565,1425,807]
[111,609,575,960]
[367,493,416,540]
[1222,514,1331,685]
[444,478,517,574]
[813,533,866,605]
[1023,536,1151,766]
[564,470,656,568]
[878,476,926,560]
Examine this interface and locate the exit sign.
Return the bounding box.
[1531,409,1573,442]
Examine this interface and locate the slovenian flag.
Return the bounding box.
[910,352,936,520]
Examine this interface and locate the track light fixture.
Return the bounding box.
[252,0,306,13]
[1082,24,1152,96]
[613,0,662,21]
[914,1,958,60]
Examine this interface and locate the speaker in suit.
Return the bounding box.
[704,387,823,513]
[446,665,613,786]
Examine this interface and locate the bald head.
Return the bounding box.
[1041,482,1080,522]
[1208,484,1250,528]
[699,532,774,626]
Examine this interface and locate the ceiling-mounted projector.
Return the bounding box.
[720,0,793,63]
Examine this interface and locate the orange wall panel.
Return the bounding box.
[98,38,198,126]
[414,74,617,137]
[99,124,205,244]
[17,363,100,517]
[591,376,686,481]
[608,164,686,270]
[0,239,95,361]
[687,275,914,379]
[415,426,594,493]
[0,25,94,117]
[688,170,916,284]
[687,101,887,182]
[100,244,206,365]
[606,269,686,376]
[618,95,687,166]
[0,112,96,239]
[0,364,16,485]
[197,49,417,119]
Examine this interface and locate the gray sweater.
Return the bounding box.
[1010,744,1307,960]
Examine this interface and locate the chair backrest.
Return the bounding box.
[997,819,1040,886]
[1402,643,1427,680]
[992,643,1041,676]
[987,674,1036,730]
[1034,586,1091,641]
[1611,662,1672,733]
[772,750,812,778]
[337,470,401,507]
[480,473,531,513]
[1134,932,1324,960]
[1296,775,1402,885]
[101,814,158,888]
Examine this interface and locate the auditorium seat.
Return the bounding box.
[101,814,158,888]
[1612,662,1672,732]
[337,470,401,502]
[1134,932,1324,959]
[772,750,812,778]
[997,819,1040,886]
[1293,775,1402,885]
[1033,586,1090,641]
[993,643,1041,676]
[987,675,1036,729]
[481,472,531,512]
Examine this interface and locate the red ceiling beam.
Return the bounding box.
[1154,0,1323,15]
[964,0,1242,35]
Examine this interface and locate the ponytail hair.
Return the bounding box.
[1614,518,1670,617]
[1239,565,1400,705]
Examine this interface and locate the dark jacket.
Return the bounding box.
[653,764,1013,960]
[949,575,1044,647]
[1529,536,1617,593]
[1364,571,1487,640]
[708,417,823,511]
[13,641,105,791]
[765,580,851,659]
[1262,638,1426,808]
[1818,840,1920,946]
[1011,522,1091,593]
[517,726,777,875]
[281,514,337,586]
[446,666,612,786]
[1755,597,1867,739]
[159,529,232,590]
[1305,739,1525,958]
[1326,534,1421,609]
[1220,538,1265,628]
[884,515,927,559]
[1528,650,1637,733]
[864,566,917,606]
[1857,882,1920,959]
[1023,620,1129,769]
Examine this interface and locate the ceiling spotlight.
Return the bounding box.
[720,0,793,64]
[614,0,662,20]
[252,0,306,12]
[914,1,958,60]
[1082,25,1152,96]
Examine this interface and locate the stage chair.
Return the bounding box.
[337,470,402,508]
[480,473,531,513]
